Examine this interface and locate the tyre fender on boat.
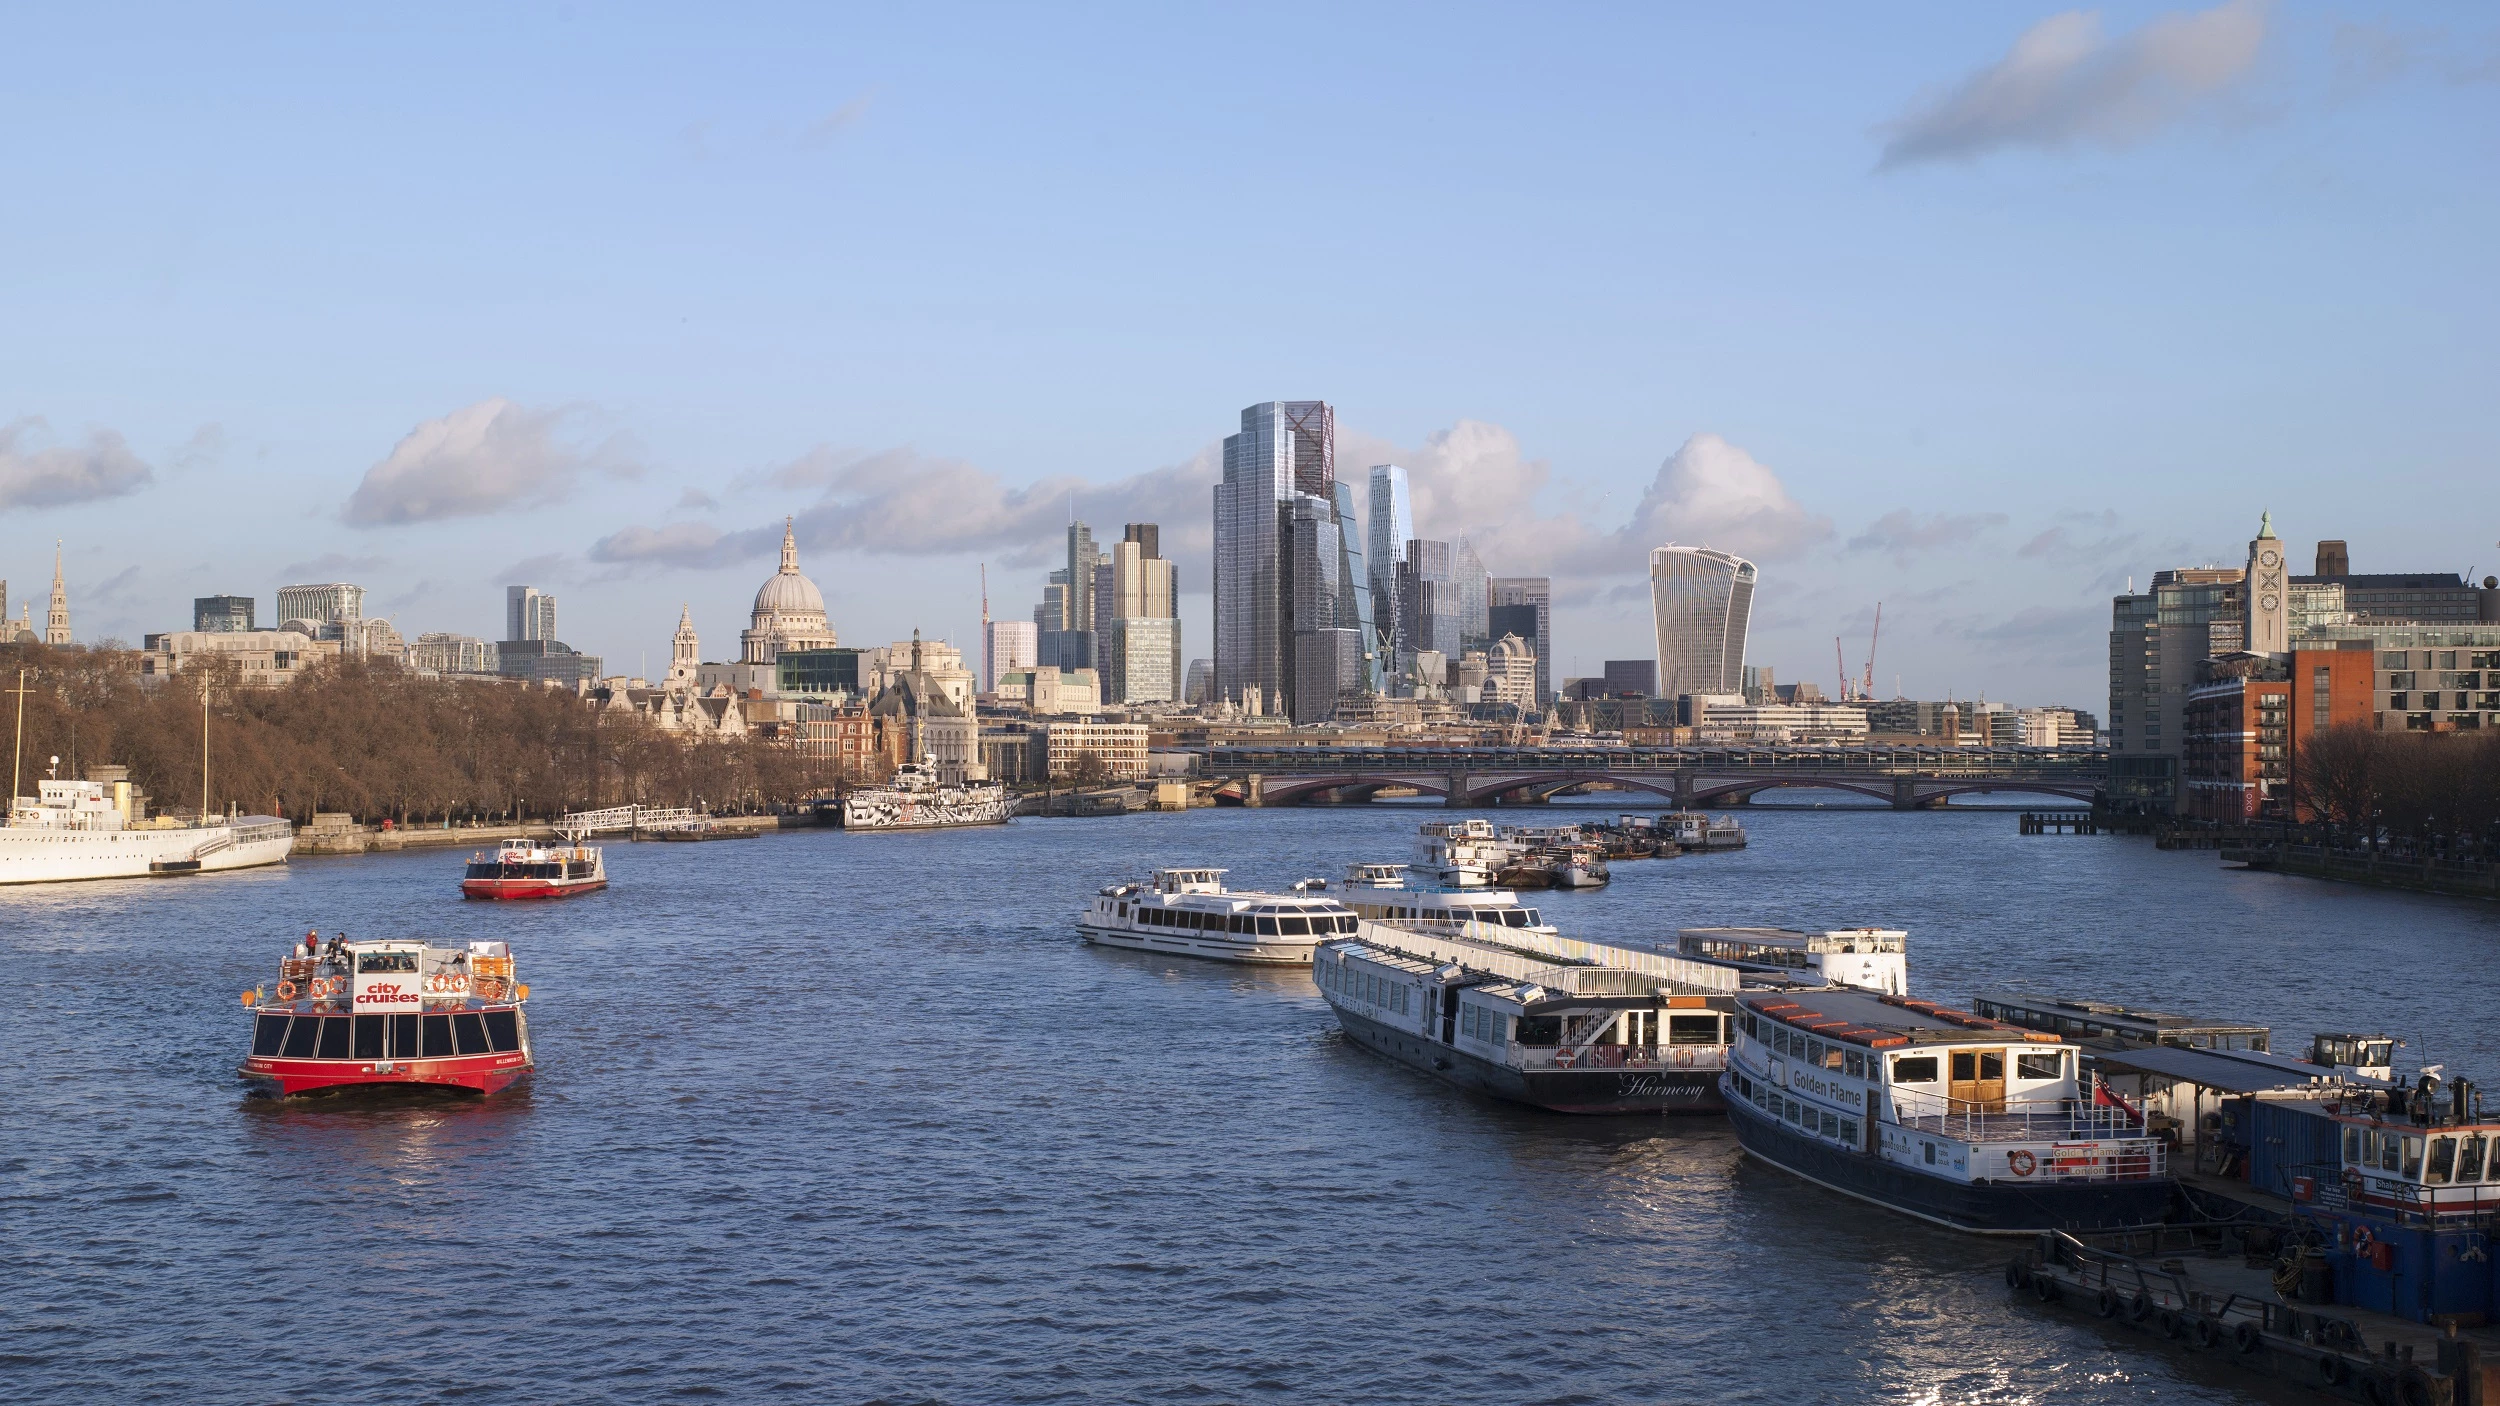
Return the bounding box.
[2158,1309,2185,1339]
[2093,1288,2120,1318]
[2192,1316,2223,1350]
[2232,1320,2262,1355]
[2127,1292,2153,1324]
[2316,1352,2350,1388]
[2005,1258,2027,1290]
[2361,1367,2397,1406]
[2029,1272,2061,1304]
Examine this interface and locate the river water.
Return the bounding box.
[5,801,2496,1405]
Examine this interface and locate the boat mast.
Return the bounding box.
[201,678,211,826]
[8,667,26,824]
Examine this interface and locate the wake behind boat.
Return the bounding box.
[1080,868,1359,965]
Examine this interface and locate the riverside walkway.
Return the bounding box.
[1197,743,2108,809]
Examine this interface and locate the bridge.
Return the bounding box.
[1195,744,2108,810]
[556,804,703,836]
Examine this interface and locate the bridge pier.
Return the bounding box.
[1673,770,1696,810]
[1446,772,1469,807]
[1243,772,1262,809]
[1893,778,1918,811]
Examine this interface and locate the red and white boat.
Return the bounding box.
[239,934,534,1096]
[461,836,607,900]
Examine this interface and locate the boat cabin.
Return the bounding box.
[1677,927,1908,995]
[2310,1032,2401,1083]
[248,940,526,1065]
[1968,991,2270,1052]
[1150,867,1226,895]
[1337,884,1549,933]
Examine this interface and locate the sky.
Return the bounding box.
[2,1,2495,706]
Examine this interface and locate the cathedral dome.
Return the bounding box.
[753,568,825,618]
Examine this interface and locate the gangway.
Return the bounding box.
[555,804,701,837]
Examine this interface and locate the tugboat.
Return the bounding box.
[1080,868,1359,965]
[461,833,607,899]
[1722,988,2172,1233]
[238,933,533,1095]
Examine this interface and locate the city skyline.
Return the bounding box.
[4,6,2495,705]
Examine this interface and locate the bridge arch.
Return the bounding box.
[1257,774,1453,806]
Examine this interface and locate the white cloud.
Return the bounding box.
[0,418,155,511]
[1624,434,1832,562]
[1879,0,2271,167]
[342,398,629,526]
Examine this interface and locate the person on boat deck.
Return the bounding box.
[301,930,319,957]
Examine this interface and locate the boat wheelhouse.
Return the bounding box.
[239,937,533,1096]
[1678,927,1908,995]
[1316,918,1739,1114]
[1664,811,1746,851]
[461,837,607,900]
[1080,868,1358,965]
[1968,992,2271,1053]
[1723,989,2172,1234]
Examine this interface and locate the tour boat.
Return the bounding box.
[1721,989,2173,1234]
[461,836,607,899]
[1,773,293,885]
[1079,868,1359,965]
[239,935,533,1096]
[1315,917,1740,1114]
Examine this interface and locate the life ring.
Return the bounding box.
[2007,1149,2037,1177]
[2351,1224,2375,1255]
[2233,1320,2262,1355]
[1553,1049,1577,1069]
[2094,1288,2120,1318]
[276,979,298,1000]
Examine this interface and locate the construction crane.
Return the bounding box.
[1835,604,1883,702]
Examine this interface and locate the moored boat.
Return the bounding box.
[838,758,1011,830]
[1,772,292,885]
[239,934,534,1096]
[462,836,607,899]
[1080,868,1359,965]
[1722,988,2172,1234]
[1678,927,1909,996]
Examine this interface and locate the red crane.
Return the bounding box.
[1860,603,1882,701]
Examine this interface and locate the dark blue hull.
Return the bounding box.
[1335,1005,1722,1114]
[1724,1080,2175,1235]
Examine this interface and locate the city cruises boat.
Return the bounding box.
[1,773,293,885]
[1316,919,1740,1113]
[461,836,607,900]
[1722,988,2173,1234]
[839,758,1011,831]
[1678,927,1910,996]
[1080,868,1359,965]
[239,935,533,1096]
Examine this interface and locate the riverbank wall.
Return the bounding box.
[2223,844,2500,901]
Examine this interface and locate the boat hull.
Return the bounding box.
[461,877,607,900]
[1723,1081,2173,1235]
[1077,920,1316,965]
[1332,1005,1724,1115]
[839,786,1012,830]
[0,822,293,886]
[238,1051,532,1097]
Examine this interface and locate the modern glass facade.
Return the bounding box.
[277,582,365,630]
[1367,464,1411,668]
[193,595,255,632]
[1648,545,1756,699]
[1214,401,1333,709]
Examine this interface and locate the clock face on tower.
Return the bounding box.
[2260,549,2280,569]
[2261,593,2279,611]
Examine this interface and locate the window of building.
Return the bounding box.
[1667,1014,1721,1046]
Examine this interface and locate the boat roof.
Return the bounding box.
[2088,1042,2397,1094]
[1742,989,2057,1049]
[1971,990,2268,1037]
[1683,926,1906,953]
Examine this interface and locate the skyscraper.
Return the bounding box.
[1396,537,1462,692]
[194,595,256,633]
[503,585,555,644]
[1366,465,1411,662]
[1649,545,1755,699]
[1490,576,1551,705]
[1213,400,1334,710]
[1064,521,1099,671]
[278,581,365,631]
[1456,538,1489,648]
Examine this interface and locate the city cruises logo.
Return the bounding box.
[354,979,421,1011]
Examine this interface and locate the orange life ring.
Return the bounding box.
[276,979,299,1000]
[2351,1224,2374,1254]
[1553,1048,1577,1069]
[2008,1149,2037,1177]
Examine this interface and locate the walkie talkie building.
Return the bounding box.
[1649,545,1756,699]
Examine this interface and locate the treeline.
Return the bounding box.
[2294,723,2500,857]
[0,644,817,824]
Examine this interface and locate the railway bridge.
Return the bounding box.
[1197,744,2107,810]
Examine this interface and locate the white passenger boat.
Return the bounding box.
[1335,863,1557,935]
[1722,989,2172,1234]
[1677,927,1909,995]
[1416,819,1511,887]
[1080,868,1359,965]
[2,774,293,885]
[840,758,1011,831]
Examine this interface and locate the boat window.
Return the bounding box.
[1806,1038,1824,1065]
[1840,1117,1860,1145]
[1979,1052,2004,1080]
[453,1013,491,1056]
[1515,1015,1560,1046]
[1667,1015,1721,1046]
[2381,1134,2401,1174]
[391,1014,419,1059]
[1892,1056,1939,1085]
[2460,1135,2488,1182]
[1499,910,1527,927]
[2016,1052,2062,1081]
[353,1015,386,1060]
[1277,916,1310,936]
[2344,1127,2362,1165]
[484,1010,522,1052]
[1783,1099,1802,1125]
[1338,916,1359,934]
[2427,1137,2456,1185]
[281,1017,321,1059]
[357,951,419,973]
[252,1014,290,1057]
[422,1014,456,1058]
[2402,1136,2425,1180]
[1923,1142,1937,1165]
[1822,1044,1843,1069]
[1844,1051,1866,1079]
[316,1018,352,1060]
[1256,917,1278,936]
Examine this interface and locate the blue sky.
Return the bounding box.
[3,2,2493,704]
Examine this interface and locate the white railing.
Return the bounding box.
[1512,1043,1727,1073]
[556,804,700,836]
[1888,1084,2150,1146]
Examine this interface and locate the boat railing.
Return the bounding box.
[1510,1043,1726,1073]
[1888,1085,2161,1154]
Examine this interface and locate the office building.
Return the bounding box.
[1396,538,1462,677]
[1456,539,1489,647]
[1602,659,1658,697]
[1108,526,1180,704]
[984,618,1038,694]
[410,632,497,675]
[1183,658,1213,706]
[1213,399,1332,711]
[277,582,364,630]
[1108,617,1178,705]
[504,585,556,643]
[193,595,255,633]
[1649,545,1755,700]
[1490,576,1551,705]
[1367,465,1411,668]
[497,638,603,689]
[1065,521,1099,670]
[138,628,337,687]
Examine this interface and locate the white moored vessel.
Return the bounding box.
[2,773,293,885]
[1080,868,1360,965]
[839,758,1011,831]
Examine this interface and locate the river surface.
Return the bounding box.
[5,801,2497,1405]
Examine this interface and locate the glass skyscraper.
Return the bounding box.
[1366,464,1411,670]
[1214,400,1340,713]
[1649,545,1756,699]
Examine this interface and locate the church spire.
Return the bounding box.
[44,540,70,645]
[780,517,799,574]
